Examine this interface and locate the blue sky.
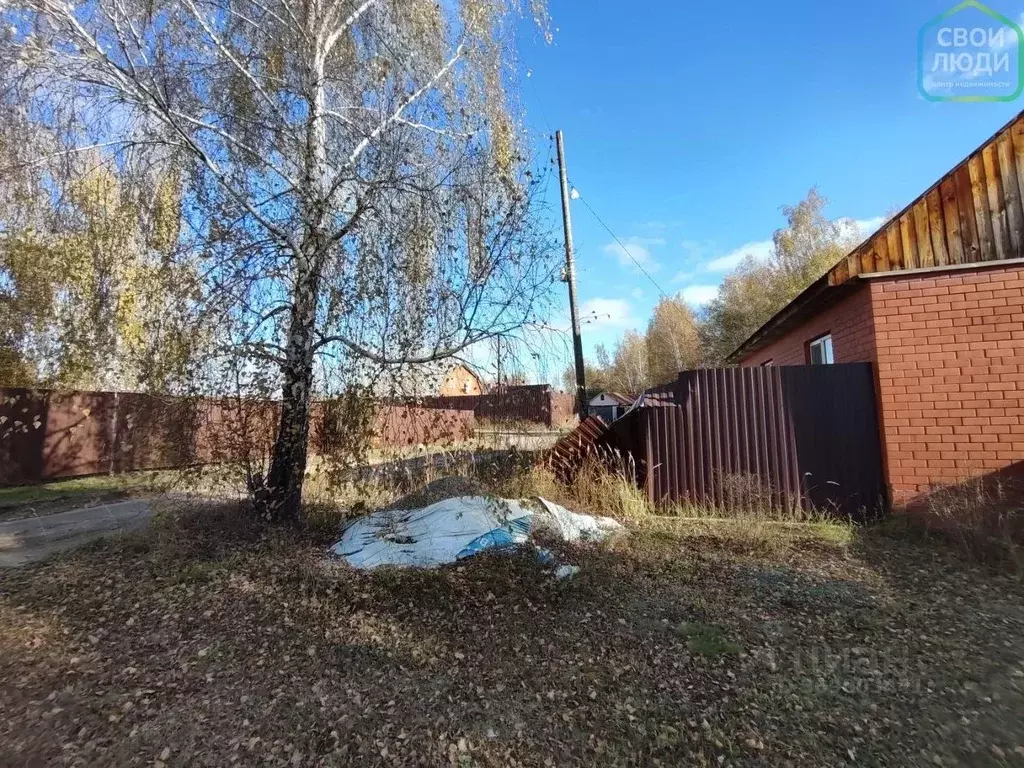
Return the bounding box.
[511,0,1023,380]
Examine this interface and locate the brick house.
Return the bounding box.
[437,364,484,396]
[728,111,1024,505]
[374,361,485,398]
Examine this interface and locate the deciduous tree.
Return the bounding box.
[699,188,854,364]
[646,295,700,385]
[2,0,556,521]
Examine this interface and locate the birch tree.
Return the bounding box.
[2,0,556,521]
[609,330,649,396]
[645,296,700,385]
[699,189,854,364]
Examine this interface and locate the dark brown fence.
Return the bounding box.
[0,389,474,486]
[545,415,610,483]
[411,384,575,428]
[603,365,887,520]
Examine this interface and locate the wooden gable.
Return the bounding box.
[828,111,1024,286]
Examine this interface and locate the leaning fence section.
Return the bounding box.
[608,365,887,520]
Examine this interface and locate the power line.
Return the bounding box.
[572,191,669,300]
[572,189,713,345]
[526,70,554,136]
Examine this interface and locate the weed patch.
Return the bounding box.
[676,621,743,656]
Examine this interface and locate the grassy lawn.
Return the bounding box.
[0,474,155,519]
[2,499,1022,766]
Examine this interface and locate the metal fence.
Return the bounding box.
[0,388,474,486]
[605,365,887,520]
[410,384,576,428]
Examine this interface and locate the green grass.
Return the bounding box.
[0,466,244,516]
[0,475,139,509]
[675,621,744,657]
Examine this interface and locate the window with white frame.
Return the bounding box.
[808,334,834,365]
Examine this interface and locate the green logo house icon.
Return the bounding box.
[918,0,1024,102]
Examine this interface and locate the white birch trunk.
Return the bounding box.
[262,19,330,522]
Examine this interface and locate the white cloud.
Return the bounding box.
[703,214,885,273]
[670,270,696,284]
[835,215,887,246]
[680,239,714,259]
[705,239,774,272]
[680,285,719,307]
[852,215,886,240]
[630,287,644,300]
[633,219,687,232]
[578,297,634,330]
[602,237,665,273]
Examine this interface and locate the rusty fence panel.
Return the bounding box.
[618,365,886,520]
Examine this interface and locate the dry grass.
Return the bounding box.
[491,460,855,560]
[5,453,1024,764]
[891,475,1023,572]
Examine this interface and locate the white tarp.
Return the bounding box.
[329,496,621,571]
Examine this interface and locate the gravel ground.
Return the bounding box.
[1,503,1023,767]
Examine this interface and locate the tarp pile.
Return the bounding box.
[329,496,621,577]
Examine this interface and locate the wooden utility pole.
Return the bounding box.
[556,130,588,418]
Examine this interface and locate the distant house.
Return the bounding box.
[437,364,484,396]
[588,391,632,423]
[375,361,485,398]
[729,110,1024,505]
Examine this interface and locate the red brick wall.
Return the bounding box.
[741,286,877,366]
[870,264,1024,503]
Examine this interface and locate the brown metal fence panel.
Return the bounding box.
[545,415,609,484]
[1,389,476,486]
[608,365,886,520]
[410,385,575,428]
[1,389,116,484]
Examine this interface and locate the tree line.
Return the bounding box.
[566,189,863,396]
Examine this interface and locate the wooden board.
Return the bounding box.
[859,245,875,275]
[830,259,849,286]
[845,252,860,282]
[874,227,891,272]
[981,145,1009,261]
[939,177,964,265]
[886,223,904,271]
[996,130,1024,258]
[913,197,935,268]
[954,164,982,262]
[1012,121,1024,243]
[899,211,919,270]
[926,187,949,266]
[969,154,996,261]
